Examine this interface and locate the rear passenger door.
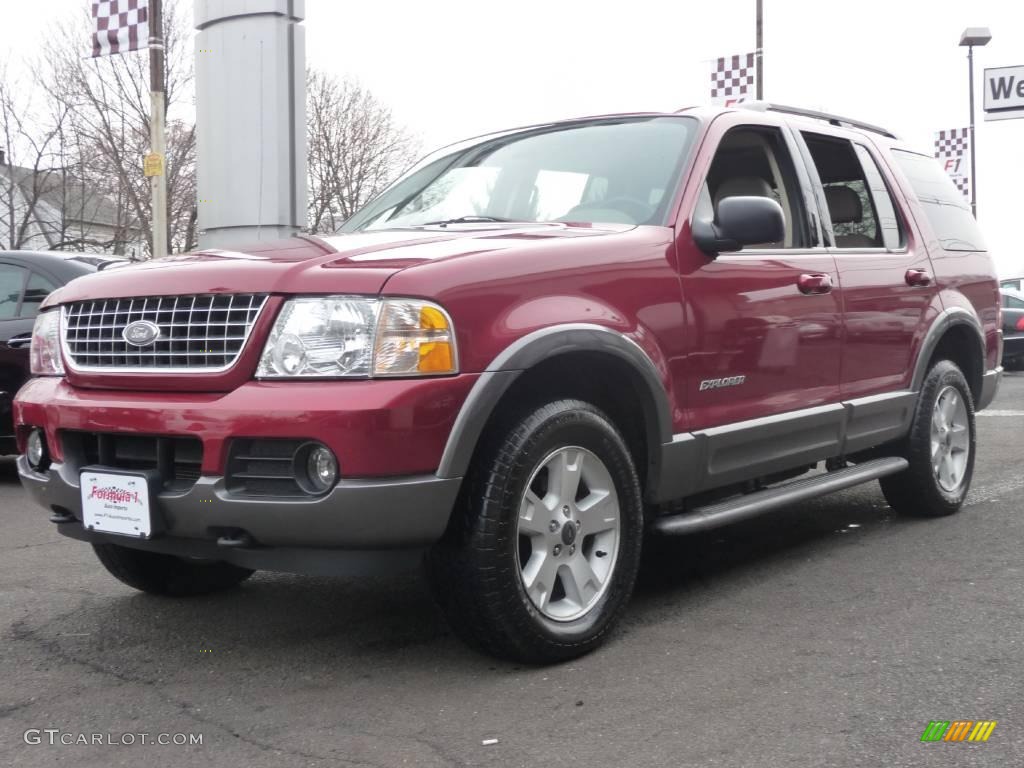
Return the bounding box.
[797,131,936,401]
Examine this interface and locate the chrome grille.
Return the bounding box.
[62,294,268,371]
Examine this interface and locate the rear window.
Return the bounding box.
[891,149,986,252]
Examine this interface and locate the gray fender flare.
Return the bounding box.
[910,306,986,395]
[435,324,673,483]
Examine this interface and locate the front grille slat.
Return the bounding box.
[64,431,203,493]
[63,293,267,372]
[226,439,304,497]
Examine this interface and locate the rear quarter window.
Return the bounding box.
[891,149,986,252]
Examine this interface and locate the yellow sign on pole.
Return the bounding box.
[143,153,164,177]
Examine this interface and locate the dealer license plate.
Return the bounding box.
[81,471,152,538]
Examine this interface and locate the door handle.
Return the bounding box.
[797,273,833,295]
[905,268,932,287]
[6,334,32,349]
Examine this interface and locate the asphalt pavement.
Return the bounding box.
[2,374,1023,767]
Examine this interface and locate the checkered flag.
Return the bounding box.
[710,53,757,106]
[934,128,972,200]
[91,0,149,58]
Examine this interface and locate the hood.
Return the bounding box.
[43,222,632,307]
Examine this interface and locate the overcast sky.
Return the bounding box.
[2,0,1022,274]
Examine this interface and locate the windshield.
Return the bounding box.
[340,116,698,232]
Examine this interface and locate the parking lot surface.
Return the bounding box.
[2,373,1023,767]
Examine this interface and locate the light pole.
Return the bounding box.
[755,0,764,99]
[959,27,992,218]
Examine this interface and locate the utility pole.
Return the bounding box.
[755,0,764,99]
[148,0,168,258]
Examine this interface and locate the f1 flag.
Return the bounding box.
[934,128,972,201]
[91,0,149,57]
[710,53,757,106]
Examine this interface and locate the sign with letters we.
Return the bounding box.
[984,65,1024,122]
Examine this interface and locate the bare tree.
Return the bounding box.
[307,70,419,233]
[0,61,74,250]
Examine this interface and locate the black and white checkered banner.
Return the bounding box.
[710,53,756,106]
[934,128,972,200]
[91,0,149,58]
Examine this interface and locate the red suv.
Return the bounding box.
[15,104,1002,663]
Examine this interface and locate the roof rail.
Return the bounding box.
[737,101,898,139]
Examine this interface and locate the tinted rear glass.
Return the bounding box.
[891,149,986,252]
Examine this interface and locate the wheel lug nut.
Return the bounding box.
[553,545,562,556]
[575,520,582,529]
[562,505,570,514]
[549,520,559,533]
[569,545,575,555]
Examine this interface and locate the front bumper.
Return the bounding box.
[14,376,476,565]
[18,456,460,550]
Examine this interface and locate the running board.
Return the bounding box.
[652,457,908,536]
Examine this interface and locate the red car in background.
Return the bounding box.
[1000,288,1024,369]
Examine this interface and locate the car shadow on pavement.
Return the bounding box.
[30,488,906,676]
[634,488,899,599]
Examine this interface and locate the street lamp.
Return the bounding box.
[959,27,992,218]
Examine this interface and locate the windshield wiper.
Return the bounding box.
[420,215,518,227]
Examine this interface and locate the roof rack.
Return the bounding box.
[737,101,898,139]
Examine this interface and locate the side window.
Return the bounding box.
[701,126,808,249]
[853,145,905,250]
[21,272,57,319]
[891,150,986,252]
[0,264,27,321]
[802,133,883,249]
[1004,293,1024,310]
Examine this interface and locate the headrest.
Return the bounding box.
[825,185,863,224]
[713,176,773,207]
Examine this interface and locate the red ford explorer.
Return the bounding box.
[16,104,1002,663]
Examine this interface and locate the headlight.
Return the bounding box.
[256,297,457,379]
[29,310,65,376]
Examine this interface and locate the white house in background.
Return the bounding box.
[0,150,144,256]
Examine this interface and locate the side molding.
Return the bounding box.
[654,391,920,503]
[436,324,674,481]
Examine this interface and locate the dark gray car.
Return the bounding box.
[1,251,122,453]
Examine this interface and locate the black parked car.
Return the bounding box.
[1002,288,1024,371]
[1,251,122,453]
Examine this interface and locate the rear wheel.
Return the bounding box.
[92,543,254,596]
[428,399,643,663]
[880,360,976,517]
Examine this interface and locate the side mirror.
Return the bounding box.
[692,195,786,257]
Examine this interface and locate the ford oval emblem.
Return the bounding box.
[122,320,162,347]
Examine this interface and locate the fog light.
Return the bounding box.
[26,429,48,470]
[294,443,337,494]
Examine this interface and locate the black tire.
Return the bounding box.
[879,360,976,517]
[427,399,643,664]
[92,543,254,596]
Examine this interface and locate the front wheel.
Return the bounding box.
[880,359,976,517]
[428,399,643,664]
